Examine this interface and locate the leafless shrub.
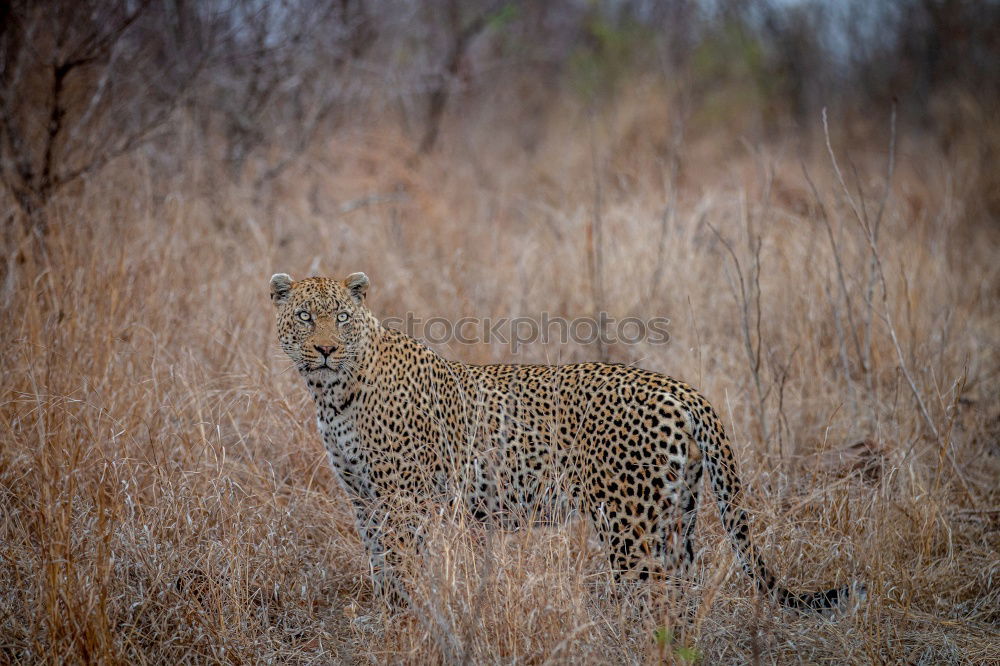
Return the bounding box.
[0,0,206,230]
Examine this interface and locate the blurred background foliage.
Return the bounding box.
[2,0,999,228]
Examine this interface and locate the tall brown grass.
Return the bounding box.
[1,92,998,663]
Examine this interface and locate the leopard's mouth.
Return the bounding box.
[302,357,350,373]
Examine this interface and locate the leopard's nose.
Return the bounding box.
[314,345,336,357]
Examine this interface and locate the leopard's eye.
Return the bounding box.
[297,311,312,322]
[336,312,349,323]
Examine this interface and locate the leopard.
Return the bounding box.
[270,271,857,611]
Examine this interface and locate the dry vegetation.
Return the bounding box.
[2,1,999,663]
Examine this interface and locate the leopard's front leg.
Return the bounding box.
[351,498,414,607]
[321,426,411,605]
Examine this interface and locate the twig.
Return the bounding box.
[862,105,897,394]
[822,109,868,236]
[821,275,855,404]
[650,108,685,299]
[801,160,863,408]
[708,219,769,445]
[587,110,607,361]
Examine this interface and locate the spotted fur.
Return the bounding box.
[270,272,854,610]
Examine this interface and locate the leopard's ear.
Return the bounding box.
[344,272,369,304]
[270,273,294,305]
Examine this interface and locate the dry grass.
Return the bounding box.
[1,95,998,663]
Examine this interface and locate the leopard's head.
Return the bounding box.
[269,272,375,376]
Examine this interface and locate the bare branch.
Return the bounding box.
[801,160,863,405]
[708,219,769,445]
[862,105,897,392]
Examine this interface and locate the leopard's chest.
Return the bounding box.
[312,382,373,499]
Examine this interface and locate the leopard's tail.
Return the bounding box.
[692,403,860,612]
